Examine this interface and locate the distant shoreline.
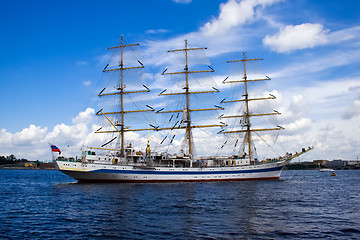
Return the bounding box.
[0,167,56,170]
[0,162,55,170]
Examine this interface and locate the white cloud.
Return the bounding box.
[146,29,169,34]
[263,23,329,53]
[0,125,48,160]
[0,125,48,148]
[282,118,312,134]
[0,109,98,161]
[0,129,12,146]
[13,125,48,146]
[72,108,95,125]
[201,0,283,36]
[269,76,360,160]
[96,54,111,67]
[172,0,192,4]
[76,60,89,66]
[83,80,91,87]
[327,26,360,44]
[270,48,360,81]
[140,0,284,68]
[280,94,310,123]
[341,99,360,119]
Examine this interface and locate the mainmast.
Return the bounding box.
[158,40,225,159]
[220,52,283,164]
[93,36,154,157]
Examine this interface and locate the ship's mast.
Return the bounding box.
[221,52,283,164]
[242,52,252,163]
[158,40,225,159]
[92,39,226,159]
[184,40,192,155]
[119,36,125,156]
[92,36,154,156]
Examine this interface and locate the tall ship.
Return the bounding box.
[52,37,312,182]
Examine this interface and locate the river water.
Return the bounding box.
[0,169,359,239]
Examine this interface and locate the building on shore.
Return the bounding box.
[287,159,360,170]
[313,160,328,166]
[326,160,347,168]
[23,162,37,168]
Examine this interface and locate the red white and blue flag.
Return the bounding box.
[51,144,61,154]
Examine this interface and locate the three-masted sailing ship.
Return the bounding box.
[52,37,312,182]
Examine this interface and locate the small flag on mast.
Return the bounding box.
[51,144,61,154]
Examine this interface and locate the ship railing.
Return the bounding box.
[56,156,80,162]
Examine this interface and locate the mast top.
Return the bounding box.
[167,39,208,53]
[108,35,140,50]
[226,52,263,63]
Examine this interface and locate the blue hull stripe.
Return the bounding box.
[92,166,283,175]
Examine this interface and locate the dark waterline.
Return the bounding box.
[0,169,359,239]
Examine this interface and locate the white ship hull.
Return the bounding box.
[54,160,288,182]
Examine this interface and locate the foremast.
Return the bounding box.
[158,40,225,162]
[220,52,283,164]
[92,36,154,157]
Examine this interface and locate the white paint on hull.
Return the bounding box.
[54,160,287,182]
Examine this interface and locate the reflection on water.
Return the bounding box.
[0,169,359,239]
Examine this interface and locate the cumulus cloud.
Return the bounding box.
[0,125,48,147]
[280,94,310,123]
[348,85,360,92]
[0,125,49,160]
[13,125,48,146]
[72,108,95,125]
[263,25,360,55]
[201,0,282,36]
[0,129,12,145]
[341,99,360,119]
[263,23,329,53]
[283,118,312,134]
[0,109,99,161]
[268,76,360,160]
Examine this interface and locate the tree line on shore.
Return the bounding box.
[0,154,34,165]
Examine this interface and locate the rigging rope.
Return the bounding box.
[254,131,281,157]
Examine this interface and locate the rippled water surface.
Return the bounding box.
[0,169,359,239]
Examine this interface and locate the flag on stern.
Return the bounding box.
[51,144,61,154]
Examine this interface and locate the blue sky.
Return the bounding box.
[1,0,360,161]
